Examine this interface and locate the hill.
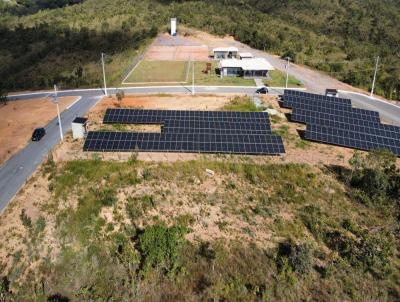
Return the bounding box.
[0,0,399,100]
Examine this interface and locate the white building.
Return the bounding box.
[219,58,274,78]
[171,18,177,36]
[71,117,88,139]
[212,47,239,59]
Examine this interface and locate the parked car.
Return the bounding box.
[255,86,269,94]
[31,128,46,141]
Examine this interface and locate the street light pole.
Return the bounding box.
[53,85,63,141]
[285,57,290,89]
[192,59,195,96]
[101,52,108,96]
[370,56,380,98]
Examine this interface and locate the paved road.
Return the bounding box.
[0,95,101,212]
[2,84,400,213]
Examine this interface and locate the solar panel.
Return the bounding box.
[287,103,380,121]
[162,120,272,134]
[291,108,381,125]
[103,109,270,125]
[305,124,400,156]
[283,90,351,105]
[282,95,353,110]
[83,131,285,155]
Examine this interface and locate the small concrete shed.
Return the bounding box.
[71,117,88,139]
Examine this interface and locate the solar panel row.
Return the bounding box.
[104,109,270,124]
[83,131,285,155]
[284,89,352,105]
[291,108,381,125]
[306,125,400,156]
[83,109,285,155]
[283,95,353,109]
[283,90,400,156]
[163,122,271,134]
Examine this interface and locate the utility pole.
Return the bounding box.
[370,56,380,98]
[53,85,63,141]
[285,57,291,89]
[192,59,195,96]
[101,52,108,96]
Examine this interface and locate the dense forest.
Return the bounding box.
[0,0,399,99]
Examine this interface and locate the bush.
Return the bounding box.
[95,187,117,207]
[300,205,324,240]
[348,150,399,204]
[126,195,157,223]
[138,223,187,276]
[20,209,32,229]
[324,229,394,274]
[276,239,313,276]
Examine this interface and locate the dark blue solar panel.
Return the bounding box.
[283,95,352,109]
[83,131,285,155]
[291,108,381,125]
[305,124,400,156]
[283,90,351,105]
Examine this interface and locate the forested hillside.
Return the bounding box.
[0,0,399,99]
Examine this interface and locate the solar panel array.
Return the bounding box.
[283,90,400,156]
[83,109,285,155]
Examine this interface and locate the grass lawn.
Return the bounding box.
[124,60,189,83]
[192,61,255,86]
[264,69,303,87]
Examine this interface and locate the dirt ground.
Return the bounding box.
[144,29,240,61]
[0,96,77,165]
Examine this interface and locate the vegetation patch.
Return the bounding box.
[0,151,399,301]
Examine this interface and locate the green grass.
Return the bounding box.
[124,60,189,83]
[265,69,303,87]
[222,96,263,112]
[192,61,255,86]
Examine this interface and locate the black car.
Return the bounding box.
[255,87,268,94]
[31,128,46,141]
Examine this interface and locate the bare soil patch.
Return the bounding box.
[0,96,77,165]
[145,33,209,61]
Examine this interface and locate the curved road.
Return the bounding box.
[1,85,400,212]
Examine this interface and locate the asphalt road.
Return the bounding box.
[0,95,101,212]
[1,84,399,213]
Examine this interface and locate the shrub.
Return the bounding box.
[126,195,157,223]
[20,209,32,229]
[95,187,117,207]
[324,229,394,274]
[348,150,399,204]
[276,239,313,276]
[138,223,187,276]
[35,216,46,234]
[300,205,324,240]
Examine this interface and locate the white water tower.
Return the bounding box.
[171,18,177,36]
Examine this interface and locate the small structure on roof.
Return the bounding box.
[219,58,274,78]
[239,52,254,60]
[71,117,88,139]
[212,47,239,59]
